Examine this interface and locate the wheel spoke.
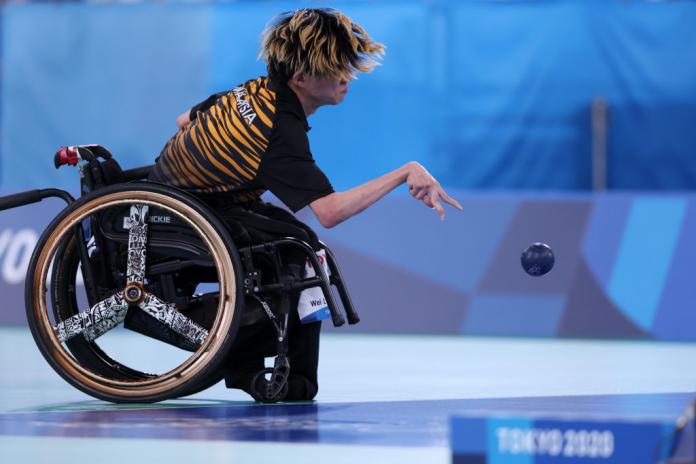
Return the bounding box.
[138,294,209,346]
[126,204,149,283]
[54,293,129,342]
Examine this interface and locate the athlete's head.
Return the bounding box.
[260,8,384,109]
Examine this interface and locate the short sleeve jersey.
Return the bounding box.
[150,77,334,212]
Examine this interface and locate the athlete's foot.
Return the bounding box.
[284,375,318,401]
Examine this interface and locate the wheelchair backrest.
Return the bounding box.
[54,144,151,194]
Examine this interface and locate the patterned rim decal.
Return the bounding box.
[126,204,148,284]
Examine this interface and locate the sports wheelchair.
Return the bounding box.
[0,145,358,403]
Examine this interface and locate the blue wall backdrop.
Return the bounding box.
[2,1,696,194]
[1,1,696,340]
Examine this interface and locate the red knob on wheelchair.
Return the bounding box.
[54,146,79,168]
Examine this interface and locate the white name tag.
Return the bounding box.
[297,249,332,324]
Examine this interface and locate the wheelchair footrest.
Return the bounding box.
[251,356,290,403]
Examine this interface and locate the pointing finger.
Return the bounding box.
[445,195,463,211]
[430,191,445,220]
[440,189,463,210]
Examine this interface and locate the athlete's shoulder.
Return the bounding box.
[237,76,278,101]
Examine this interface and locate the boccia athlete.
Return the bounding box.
[149,8,462,401]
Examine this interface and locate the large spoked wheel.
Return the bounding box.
[25,182,243,403]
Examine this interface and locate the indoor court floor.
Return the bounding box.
[1,327,695,463]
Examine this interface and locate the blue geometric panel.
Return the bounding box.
[581,194,632,288]
[607,198,687,332]
[652,203,696,340]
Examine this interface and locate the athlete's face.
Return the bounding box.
[304,74,351,106]
[289,72,352,115]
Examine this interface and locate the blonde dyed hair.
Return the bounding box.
[260,8,385,82]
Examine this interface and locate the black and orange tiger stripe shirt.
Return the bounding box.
[150,76,334,212]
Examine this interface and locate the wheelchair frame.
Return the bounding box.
[0,145,359,403]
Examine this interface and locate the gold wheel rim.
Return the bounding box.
[32,190,236,398]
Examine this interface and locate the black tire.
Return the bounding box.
[25,182,243,403]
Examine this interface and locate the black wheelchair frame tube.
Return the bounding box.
[320,244,360,325]
[121,165,153,183]
[249,237,347,327]
[0,188,74,212]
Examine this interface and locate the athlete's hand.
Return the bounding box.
[405,162,462,220]
[176,109,192,130]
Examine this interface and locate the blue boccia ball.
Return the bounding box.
[521,243,555,277]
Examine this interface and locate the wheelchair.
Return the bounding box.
[0,145,358,404]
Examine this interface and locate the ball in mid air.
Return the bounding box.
[521,243,555,277]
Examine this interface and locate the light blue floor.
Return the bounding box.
[1,327,695,463]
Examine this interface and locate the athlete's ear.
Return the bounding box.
[290,71,308,88]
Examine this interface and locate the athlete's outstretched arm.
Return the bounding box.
[310,161,462,228]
